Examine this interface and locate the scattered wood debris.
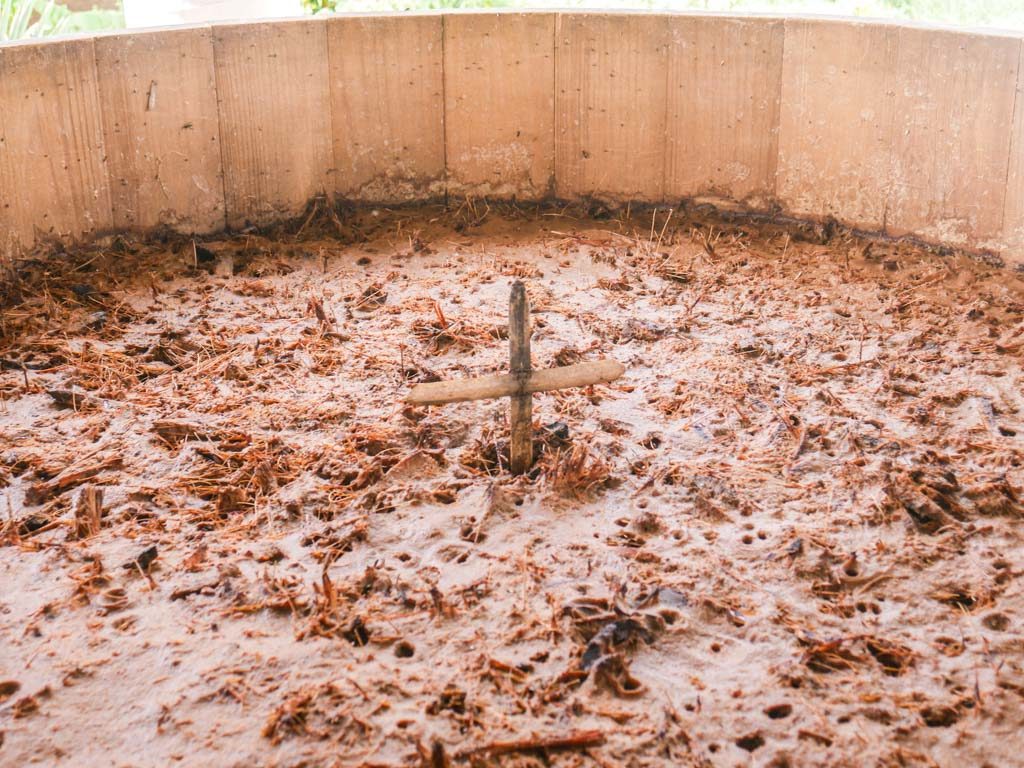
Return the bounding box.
[1,203,1022,766]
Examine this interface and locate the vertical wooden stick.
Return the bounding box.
[74,486,104,539]
[509,281,532,475]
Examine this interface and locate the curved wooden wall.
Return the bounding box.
[0,12,1022,265]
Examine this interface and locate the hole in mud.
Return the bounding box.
[641,434,662,449]
[765,703,792,719]
[343,618,370,647]
[619,676,643,694]
[396,552,411,562]
[708,744,720,754]
[742,535,754,545]
[921,705,960,728]
[982,613,1010,631]
[0,680,20,702]
[736,733,765,752]
[395,641,415,658]
[842,554,860,577]
[711,643,722,653]
[936,590,976,611]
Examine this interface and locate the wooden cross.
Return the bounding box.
[405,281,625,474]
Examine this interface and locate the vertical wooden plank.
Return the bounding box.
[555,13,669,203]
[1003,40,1024,266]
[328,14,444,202]
[665,16,783,209]
[445,12,554,201]
[508,280,532,475]
[213,19,332,229]
[777,19,898,230]
[95,27,225,233]
[887,27,1019,248]
[0,38,112,251]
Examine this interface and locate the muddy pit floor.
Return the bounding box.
[1,205,1024,767]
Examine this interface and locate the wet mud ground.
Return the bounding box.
[1,204,1023,767]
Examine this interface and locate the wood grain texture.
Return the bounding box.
[1003,41,1024,264]
[777,19,898,229]
[0,38,112,252]
[406,359,625,405]
[664,15,783,208]
[887,27,1020,247]
[555,13,669,202]
[508,280,532,474]
[213,19,332,228]
[328,14,444,202]
[445,12,554,200]
[95,27,225,233]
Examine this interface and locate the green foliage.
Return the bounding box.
[301,0,339,13]
[58,6,123,34]
[299,0,1023,27]
[1,0,67,40]
[671,0,1024,26]
[3,0,1022,39]
[1,0,123,41]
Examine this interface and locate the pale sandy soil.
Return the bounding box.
[1,205,1023,767]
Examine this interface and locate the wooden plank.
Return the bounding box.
[328,14,444,202]
[406,359,625,405]
[664,15,783,209]
[213,19,332,228]
[445,12,554,201]
[1003,41,1024,266]
[508,280,533,475]
[0,38,112,251]
[887,27,1019,247]
[777,19,898,230]
[555,13,669,203]
[95,27,225,233]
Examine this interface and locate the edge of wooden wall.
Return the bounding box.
[0,12,1021,266]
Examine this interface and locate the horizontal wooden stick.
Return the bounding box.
[405,359,625,406]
